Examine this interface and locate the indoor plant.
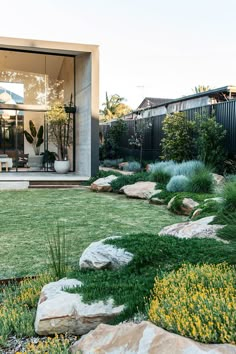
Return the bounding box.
[47,102,74,173]
[24,120,44,169]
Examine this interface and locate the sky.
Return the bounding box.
[1,0,236,109]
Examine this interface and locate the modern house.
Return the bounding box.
[0,37,99,177]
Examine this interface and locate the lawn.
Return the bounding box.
[0,188,183,279]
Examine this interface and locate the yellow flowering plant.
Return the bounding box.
[148,263,236,344]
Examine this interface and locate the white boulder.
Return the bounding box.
[35,278,124,336]
[120,181,156,199]
[79,236,133,270]
[91,175,118,192]
[159,216,226,242]
[70,321,236,354]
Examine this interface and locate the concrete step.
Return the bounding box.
[29,184,81,189]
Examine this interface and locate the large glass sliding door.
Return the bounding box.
[0,50,75,172]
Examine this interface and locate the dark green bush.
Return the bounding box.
[110,172,150,192]
[161,112,196,162]
[187,168,213,193]
[195,112,226,173]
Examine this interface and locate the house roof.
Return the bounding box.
[137,97,172,109]
[136,86,236,112]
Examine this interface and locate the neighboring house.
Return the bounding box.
[0,37,99,177]
[100,85,236,160]
[137,97,172,110]
[133,86,236,119]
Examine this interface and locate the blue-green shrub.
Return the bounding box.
[148,160,205,178]
[148,161,177,175]
[173,160,204,177]
[102,158,123,168]
[123,161,141,172]
[166,175,189,192]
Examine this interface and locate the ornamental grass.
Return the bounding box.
[148,263,236,344]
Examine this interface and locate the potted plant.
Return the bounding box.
[24,120,44,170]
[47,102,74,174]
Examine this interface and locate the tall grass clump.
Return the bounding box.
[222,182,236,211]
[148,263,236,344]
[166,175,189,192]
[187,167,213,193]
[47,222,70,279]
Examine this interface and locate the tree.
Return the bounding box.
[161,112,196,162]
[192,85,211,93]
[129,118,152,166]
[100,92,131,121]
[100,119,127,159]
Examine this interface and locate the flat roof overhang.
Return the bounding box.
[0,36,99,56]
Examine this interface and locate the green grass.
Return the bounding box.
[67,233,236,323]
[0,189,183,279]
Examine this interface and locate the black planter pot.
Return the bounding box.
[64,106,76,114]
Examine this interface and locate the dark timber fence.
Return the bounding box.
[99,100,236,161]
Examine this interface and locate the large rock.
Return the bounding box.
[91,175,118,192]
[168,196,199,215]
[70,321,236,354]
[79,236,133,270]
[120,181,156,199]
[35,278,124,336]
[159,216,226,242]
[212,173,225,187]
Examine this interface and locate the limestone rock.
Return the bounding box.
[35,278,124,336]
[70,321,236,354]
[79,236,133,270]
[204,197,225,204]
[191,208,203,219]
[181,198,199,215]
[91,175,118,192]
[159,216,226,242]
[120,181,156,199]
[167,196,176,210]
[168,196,199,215]
[212,173,225,186]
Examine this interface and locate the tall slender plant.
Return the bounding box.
[47,221,70,279]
